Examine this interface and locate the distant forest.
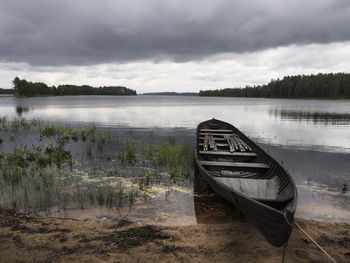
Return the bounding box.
[0,88,14,94]
[199,73,350,99]
[12,77,137,97]
[142,92,198,96]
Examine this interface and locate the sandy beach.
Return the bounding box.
[0,209,349,263]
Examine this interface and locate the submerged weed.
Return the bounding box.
[342,182,348,194]
[71,128,80,142]
[86,144,93,159]
[80,128,87,141]
[0,117,196,215]
[40,124,58,137]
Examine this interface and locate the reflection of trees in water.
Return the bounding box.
[270,109,350,125]
[193,168,245,224]
[16,106,30,117]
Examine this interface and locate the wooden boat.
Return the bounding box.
[195,118,298,247]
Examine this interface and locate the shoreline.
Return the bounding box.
[0,209,349,262]
[1,94,350,101]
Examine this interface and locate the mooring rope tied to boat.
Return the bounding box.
[294,222,337,263]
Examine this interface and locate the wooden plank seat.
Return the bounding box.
[199,150,257,157]
[198,160,270,169]
[199,143,229,147]
[216,176,279,200]
[199,137,226,141]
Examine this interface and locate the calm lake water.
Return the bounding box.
[0,95,349,223]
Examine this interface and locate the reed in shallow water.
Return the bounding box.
[0,117,196,215]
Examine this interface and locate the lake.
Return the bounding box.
[0,95,349,223]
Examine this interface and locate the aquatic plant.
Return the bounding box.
[104,152,111,161]
[96,132,110,152]
[106,187,115,207]
[80,128,87,141]
[118,141,137,165]
[97,187,104,206]
[0,116,6,126]
[75,185,86,209]
[86,144,93,159]
[87,125,96,140]
[40,124,59,137]
[5,147,29,168]
[141,144,155,163]
[88,189,95,205]
[168,136,176,145]
[58,132,70,146]
[342,182,348,194]
[70,128,80,142]
[0,117,196,217]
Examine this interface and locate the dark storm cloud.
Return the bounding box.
[0,0,350,66]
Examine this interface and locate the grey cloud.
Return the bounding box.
[0,0,350,66]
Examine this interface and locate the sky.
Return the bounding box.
[0,0,350,93]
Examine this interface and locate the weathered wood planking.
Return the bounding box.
[198,160,270,169]
[198,151,257,157]
[216,176,279,199]
[199,137,226,141]
[199,143,229,147]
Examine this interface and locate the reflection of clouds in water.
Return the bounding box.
[299,180,349,197]
[270,109,350,126]
[1,96,349,151]
[296,186,350,223]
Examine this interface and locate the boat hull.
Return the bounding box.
[195,119,297,247]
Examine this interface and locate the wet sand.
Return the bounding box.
[0,210,349,263]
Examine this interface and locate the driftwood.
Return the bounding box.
[208,133,217,151]
[203,132,217,151]
[223,134,252,152]
[203,133,209,151]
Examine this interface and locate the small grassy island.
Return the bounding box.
[200,73,350,99]
[11,77,137,97]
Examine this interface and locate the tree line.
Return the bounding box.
[0,88,14,94]
[12,77,137,97]
[199,73,350,99]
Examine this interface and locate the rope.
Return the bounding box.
[295,222,337,263]
[282,243,287,263]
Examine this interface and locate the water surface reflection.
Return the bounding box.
[271,109,350,126]
[0,96,349,224]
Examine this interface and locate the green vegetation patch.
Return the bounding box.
[0,117,195,215]
[112,225,169,250]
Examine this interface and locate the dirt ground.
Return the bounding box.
[0,209,349,263]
